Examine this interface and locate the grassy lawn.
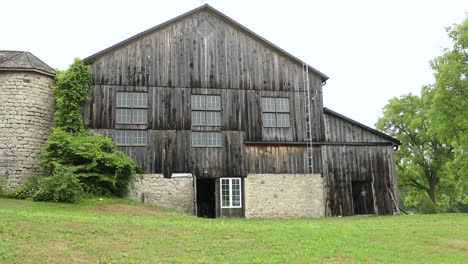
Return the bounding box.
[0,198,466,263]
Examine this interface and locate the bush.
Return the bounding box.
[421,198,438,214]
[39,129,138,197]
[32,165,83,203]
[8,175,41,200]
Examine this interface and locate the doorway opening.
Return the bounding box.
[352,181,375,215]
[196,178,216,218]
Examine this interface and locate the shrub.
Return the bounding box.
[421,197,438,214]
[8,175,41,200]
[33,165,83,203]
[39,129,138,197]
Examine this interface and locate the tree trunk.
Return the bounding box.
[427,181,436,205]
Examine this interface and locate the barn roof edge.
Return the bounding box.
[82,4,329,82]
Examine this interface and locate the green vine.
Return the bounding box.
[10,58,138,201]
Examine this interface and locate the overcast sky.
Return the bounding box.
[2,0,467,128]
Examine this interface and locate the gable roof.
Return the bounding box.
[323,107,401,145]
[83,4,329,83]
[0,51,55,77]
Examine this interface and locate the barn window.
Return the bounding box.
[192,132,222,147]
[261,97,290,127]
[191,95,221,126]
[115,130,147,146]
[116,92,148,124]
[197,20,215,37]
[220,178,242,208]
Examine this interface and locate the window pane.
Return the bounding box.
[132,130,147,145]
[262,113,276,127]
[221,179,230,207]
[262,97,275,112]
[132,109,148,124]
[276,98,290,113]
[206,95,221,110]
[231,179,241,207]
[116,109,132,124]
[206,132,222,147]
[206,111,221,126]
[191,111,206,125]
[115,130,131,145]
[191,132,206,146]
[191,95,205,110]
[132,93,148,108]
[117,92,132,107]
[277,113,290,127]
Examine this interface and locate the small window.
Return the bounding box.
[262,97,291,127]
[192,132,222,147]
[116,92,148,124]
[220,178,242,208]
[191,95,221,126]
[197,20,215,37]
[115,130,147,146]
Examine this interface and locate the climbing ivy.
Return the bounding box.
[52,58,92,134]
[11,58,138,201]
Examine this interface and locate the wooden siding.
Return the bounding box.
[88,10,323,93]
[85,6,399,218]
[84,9,325,180]
[324,111,391,143]
[322,145,397,216]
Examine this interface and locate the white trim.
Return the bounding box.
[220,178,242,208]
[171,173,192,178]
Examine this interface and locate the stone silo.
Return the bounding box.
[0,51,55,189]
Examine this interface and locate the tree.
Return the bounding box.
[376,94,453,211]
[377,16,468,212]
[427,17,468,208]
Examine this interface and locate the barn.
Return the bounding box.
[82,4,400,218]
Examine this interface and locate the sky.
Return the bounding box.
[1,0,467,128]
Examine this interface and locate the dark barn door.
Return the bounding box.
[352,181,375,215]
[196,179,216,218]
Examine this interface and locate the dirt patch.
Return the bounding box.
[446,238,468,253]
[89,203,165,217]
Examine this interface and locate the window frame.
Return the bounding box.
[191,95,221,127]
[116,92,148,125]
[261,97,291,128]
[220,178,242,209]
[114,130,148,147]
[191,131,222,148]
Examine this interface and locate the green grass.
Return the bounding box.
[0,198,466,263]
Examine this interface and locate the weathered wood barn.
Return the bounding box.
[83,4,400,218]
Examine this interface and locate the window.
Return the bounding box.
[116,92,148,124]
[191,95,221,126]
[220,178,242,208]
[192,132,222,147]
[262,97,290,127]
[115,130,147,146]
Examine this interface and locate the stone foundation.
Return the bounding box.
[245,173,324,218]
[0,72,54,189]
[128,174,194,214]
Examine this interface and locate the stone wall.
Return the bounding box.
[128,174,194,214]
[244,174,324,218]
[0,72,54,189]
